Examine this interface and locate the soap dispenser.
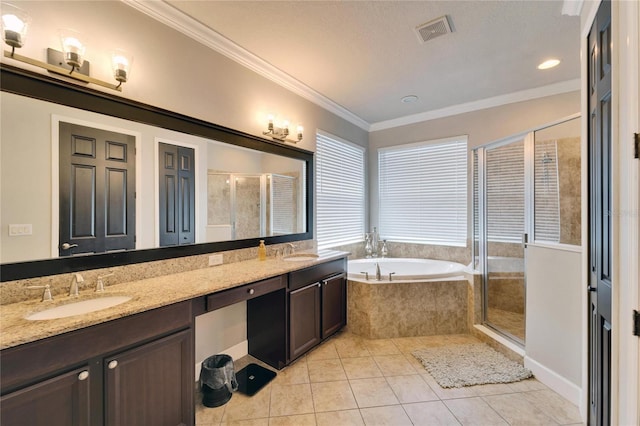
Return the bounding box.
[258,240,267,261]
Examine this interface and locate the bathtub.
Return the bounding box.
[346,257,471,339]
[348,257,467,282]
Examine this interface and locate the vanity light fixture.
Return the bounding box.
[1,4,131,92]
[263,114,303,144]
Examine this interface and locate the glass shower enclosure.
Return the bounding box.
[473,115,581,346]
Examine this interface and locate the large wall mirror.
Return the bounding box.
[0,65,313,281]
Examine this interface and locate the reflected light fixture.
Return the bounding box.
[1,4,131,91]
[537,59,560,70]
[263,114,303,144]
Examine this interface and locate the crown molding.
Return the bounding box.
[123,0,371,131]
[369,79,581,132]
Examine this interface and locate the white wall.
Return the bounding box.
[524,245,582,404]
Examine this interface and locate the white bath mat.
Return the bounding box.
[412,343,532,388]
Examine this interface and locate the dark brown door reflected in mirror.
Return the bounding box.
[59,122,135,257]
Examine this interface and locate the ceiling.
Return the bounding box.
[142,1,581,130]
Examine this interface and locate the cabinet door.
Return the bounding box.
[289,282,321,360]
[322,273,346,338]
[1,366,91,426]
[104,330,193,426]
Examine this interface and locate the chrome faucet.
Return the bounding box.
[375,263,381,281]
[27,284,53,302]
[69,273,84,297]
[283,243,296,257]
[96,272,114,292]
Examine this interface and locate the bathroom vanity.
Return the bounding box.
[0,252,347,426]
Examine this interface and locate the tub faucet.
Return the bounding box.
[375,263,381,281]
[69,273,84,297]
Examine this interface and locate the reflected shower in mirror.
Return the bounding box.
[1,88,307,264]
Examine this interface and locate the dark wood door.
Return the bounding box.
[289,282,321,360]
[322,273,346,338]
[104,330,193,426]
[0,366,91,426]
[59,122,135,256]
[588,1,612,424]
[159,143,195,247]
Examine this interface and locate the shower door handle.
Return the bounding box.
[522,233,529,248]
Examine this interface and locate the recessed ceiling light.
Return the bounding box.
[401,95,419,103]
[537,59,560,70]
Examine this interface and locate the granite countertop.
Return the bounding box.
[0,250,348,351]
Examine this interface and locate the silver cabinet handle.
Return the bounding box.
[108,360,118,369]
[78,370,89,381]
[248,288,255,295]
[317,283,321,287]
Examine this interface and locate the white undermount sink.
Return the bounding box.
[25,296,132,321]
[283,253,320,262]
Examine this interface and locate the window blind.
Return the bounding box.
[486,141,524,242]
[378,137,467,246]
[316,132,366,249]
[270,174,295,235]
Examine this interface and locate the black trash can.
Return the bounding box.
[199,354,238,407]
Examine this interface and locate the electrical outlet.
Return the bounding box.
[208,254,223,266]
[9,224,32,236]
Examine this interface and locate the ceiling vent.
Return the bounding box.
[415,15,452,44]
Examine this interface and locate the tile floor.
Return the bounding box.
[196,332,583,426]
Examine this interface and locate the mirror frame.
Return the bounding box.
[0,64,314,281]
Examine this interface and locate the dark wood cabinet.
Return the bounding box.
[289,282,322,360]
[0,365,91,426]
[105,330,192,426]
[0,301,194,426]
[322,273,346,338]
[288,258,347,361]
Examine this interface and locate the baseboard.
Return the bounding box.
[194,339,249,381]
[524,356,582,407]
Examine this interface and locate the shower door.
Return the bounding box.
[475,116,582,349]
[482,137,527,343]
[206,173,265,241]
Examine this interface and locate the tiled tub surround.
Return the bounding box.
[0,244,338,351]
[331,241,471,266]
[347,277,475,339]
[0,240,314,306]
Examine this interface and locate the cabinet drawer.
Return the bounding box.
[288,258,346,291]
[207,275,286,311]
